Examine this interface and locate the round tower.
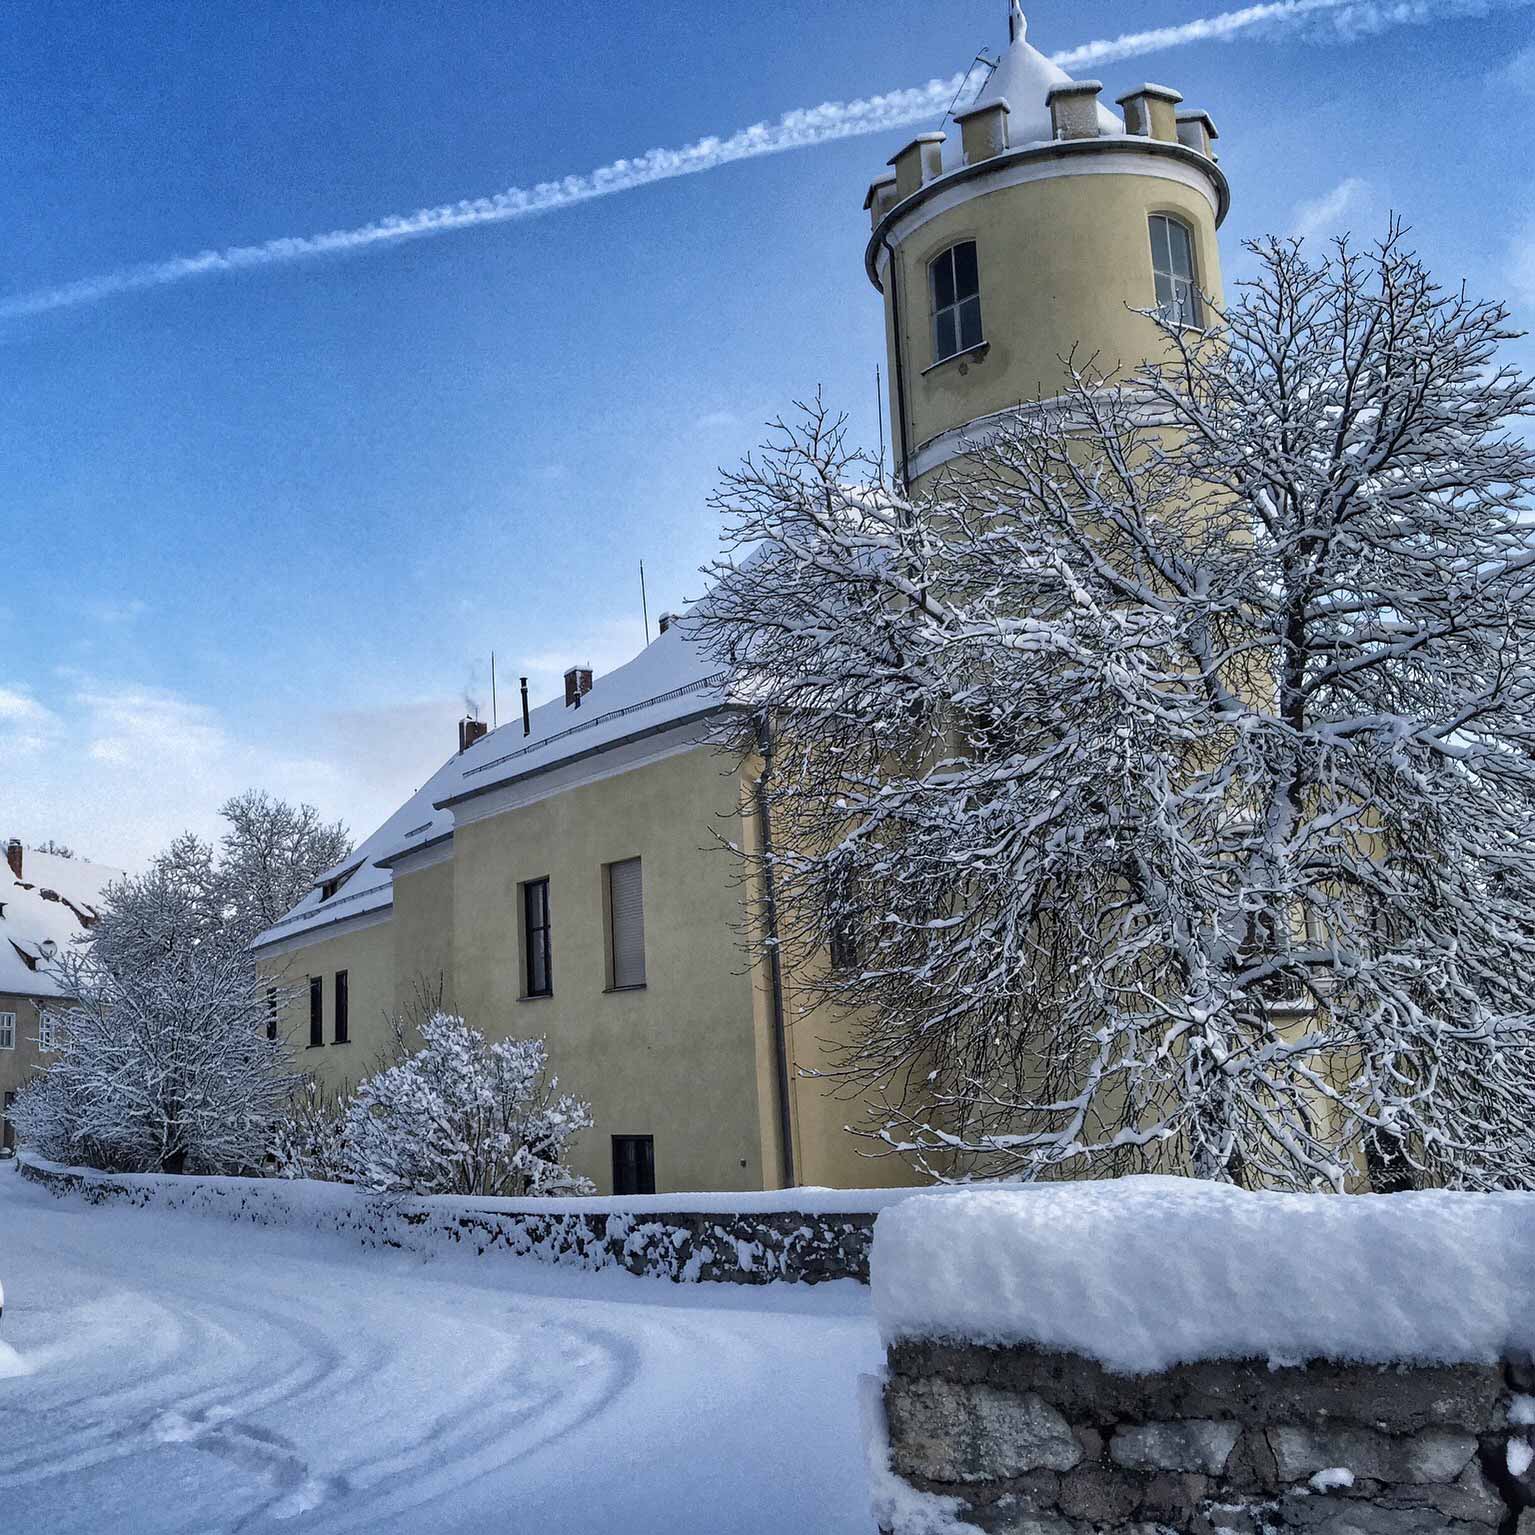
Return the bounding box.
[866,2,1228,490]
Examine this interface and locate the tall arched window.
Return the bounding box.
[930,240,982,363]
[1149,215,1203,328]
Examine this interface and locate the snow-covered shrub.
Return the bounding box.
[270,1076,352,1182]
[341,1011,593,1197]
[695,227,1535,1191]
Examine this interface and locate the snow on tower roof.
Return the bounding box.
[970,4,1122,145]
[0,847,123,998]
[250,607,733,954]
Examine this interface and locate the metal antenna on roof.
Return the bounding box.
[940,49,999,128]
[640,560,651,644]
[491,652,498,730]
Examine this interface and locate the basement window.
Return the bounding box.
[930,240,983,363]
[612,1134,655,1196]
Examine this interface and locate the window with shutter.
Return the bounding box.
[607,857,646,989]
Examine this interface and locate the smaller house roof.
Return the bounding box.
[0,847,123,999]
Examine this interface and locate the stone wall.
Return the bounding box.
[15,1154,875,1285]
[876,1337,1535,1534]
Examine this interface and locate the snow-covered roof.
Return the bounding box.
[250,613,731,953]
[0,848,123,999]
[968,4,1123,145]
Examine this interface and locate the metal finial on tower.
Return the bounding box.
[1008,1,1026,44]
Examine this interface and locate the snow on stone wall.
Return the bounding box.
[867,1179,1535,1534]
[14,1153,875,1285]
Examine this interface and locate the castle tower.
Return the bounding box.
[866,3,1228,489]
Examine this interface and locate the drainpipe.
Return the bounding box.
[752,711,797,1188]
[881,234,913,494]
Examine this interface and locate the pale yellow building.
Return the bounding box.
[253,5,1230,1195]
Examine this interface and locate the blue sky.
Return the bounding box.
[4,0,1533,868]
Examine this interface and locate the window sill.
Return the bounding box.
[519,992,554,1003]
[306,1042,326,1050]
[604,983,648,995]
[332,1039,350,1047]
[921,340,989,377]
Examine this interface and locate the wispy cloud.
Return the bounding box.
[1291,176,1373,239]
[5,0,1528,325]
[1499,41,1535,90]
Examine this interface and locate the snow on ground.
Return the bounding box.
[872,1176,1535,1373]
[0,1169,879,1533]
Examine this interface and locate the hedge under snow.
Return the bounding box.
[870,1175,1535,1373]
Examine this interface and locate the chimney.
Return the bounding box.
[887,132,946,202]
[658,612,675,635]
[520,676,531,737]
[954,97,1010,165]
[1116,82,1183,143]
[1046,81,1104,142]
[564,666,594,709]
[458,716,488,754]
[5,839,21,879]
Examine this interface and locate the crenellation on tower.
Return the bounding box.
[865,6,1229,490]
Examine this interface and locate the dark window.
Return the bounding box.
[830,915,860,973]
[1149,214,1203,328]
[930,240,983,362]
[612,1135,655,1196]
[334,970,349,1044]
[265,987,278,1042]
[309,976,323,1048]
[523,878,552,997]
[607,858,646,989]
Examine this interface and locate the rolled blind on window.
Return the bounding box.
[609,858,646,988]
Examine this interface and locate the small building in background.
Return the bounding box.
[0,840,123,1153]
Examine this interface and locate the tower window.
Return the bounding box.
[1149,215,1203,329]
[930,240,982,363]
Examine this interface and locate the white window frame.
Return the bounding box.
[929,240,983,364]
[0,1012,14,1050]
[1149,214,1204,330]
[37,1014,58,1052]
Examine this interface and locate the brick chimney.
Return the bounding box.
[5,839,21,879]
[458,717,488,754]
[658,612,675,635]
[564,666,594,708]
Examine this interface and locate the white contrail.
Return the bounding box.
[2,0,1524,322]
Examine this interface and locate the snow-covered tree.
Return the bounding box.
[694,227,1535,1193]
[340,1011,593,1197]
[11,859,296,1173]
[12,792,349,1173]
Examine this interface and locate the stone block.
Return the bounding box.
[1057,1466,1140,1523]
[1111,1420,1242,1474]
[1267,1425,1476,1485]
[885,1378,1083,1483]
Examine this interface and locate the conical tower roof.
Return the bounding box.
[969,3,1122,144]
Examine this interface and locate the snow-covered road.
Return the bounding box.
[0,1169,880,1533]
